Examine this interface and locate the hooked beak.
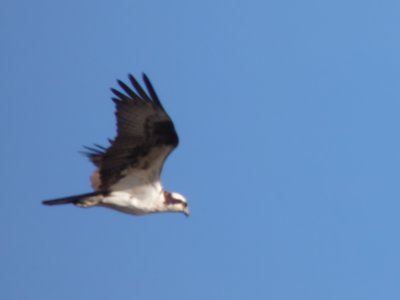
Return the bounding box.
[183,207,190,217]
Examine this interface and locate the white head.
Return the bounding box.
[164,191,189,216]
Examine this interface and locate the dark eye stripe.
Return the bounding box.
[170,198,186,206]
[164,191,187,206]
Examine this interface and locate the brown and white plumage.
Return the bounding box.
[42,73,189,216]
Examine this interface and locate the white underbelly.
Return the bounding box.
[99,190,161,215]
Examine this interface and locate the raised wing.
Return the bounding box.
[83,74,179,191]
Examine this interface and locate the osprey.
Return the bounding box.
[43,73,189,217]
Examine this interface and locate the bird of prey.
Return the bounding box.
[42,73,189,217]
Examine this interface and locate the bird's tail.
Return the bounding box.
[42,192,102,206]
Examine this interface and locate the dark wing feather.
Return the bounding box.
[143,74,164,108]
[83,73,179,191]
[81,144,108,167]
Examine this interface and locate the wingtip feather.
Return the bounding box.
[142,73,163,108]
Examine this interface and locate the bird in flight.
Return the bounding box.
[43,73,189,217]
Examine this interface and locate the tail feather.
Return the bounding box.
[42,192,102,206]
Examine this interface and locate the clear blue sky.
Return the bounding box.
[2,0,400,299]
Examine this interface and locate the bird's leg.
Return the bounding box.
[75,196,102,208]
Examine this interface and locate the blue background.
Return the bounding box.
[2,0,400,299]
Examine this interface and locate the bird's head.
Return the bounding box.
[164,191,189,216]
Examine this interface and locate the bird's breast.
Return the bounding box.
[100,186,164,215]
